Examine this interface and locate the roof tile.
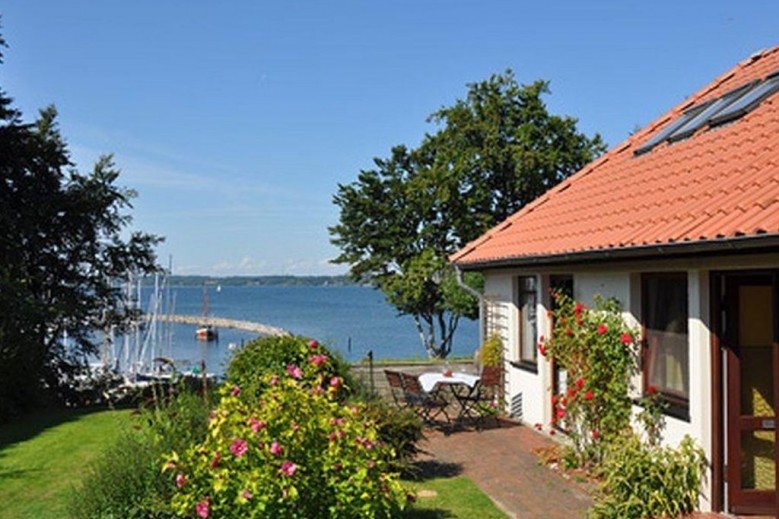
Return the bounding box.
[452,45,779,266]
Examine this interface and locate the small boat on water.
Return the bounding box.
[196,324,218,341]
[196,284,218,341]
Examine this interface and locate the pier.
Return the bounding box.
[155,314,289,337]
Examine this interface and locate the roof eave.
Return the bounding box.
[453,234,779,271]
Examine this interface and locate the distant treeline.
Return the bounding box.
[149,275,357,287]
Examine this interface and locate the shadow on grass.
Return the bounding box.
[0,405,122,453]
[410,459,463,480]
[402,508,457,518]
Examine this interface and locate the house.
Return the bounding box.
[451,45,779,516]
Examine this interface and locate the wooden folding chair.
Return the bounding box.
[383,369,408,408]
[400,372,450,424]
[458,365,501,428]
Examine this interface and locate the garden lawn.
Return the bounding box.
[0,406,506,519]
[405,476,508,518]
[0,407,133,519]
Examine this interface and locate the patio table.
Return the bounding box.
[419,371,480,423]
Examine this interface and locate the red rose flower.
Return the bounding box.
[620,333,632,345]
[647,385,657,394]
[584,391,594,401]
[576,378,585,390]
[597,324,608,335]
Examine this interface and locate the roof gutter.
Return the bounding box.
[453,234,779,271]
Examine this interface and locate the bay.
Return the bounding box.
[143,285,480,374]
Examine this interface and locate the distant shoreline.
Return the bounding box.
[146,275,358,288]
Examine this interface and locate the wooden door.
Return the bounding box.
[725,274,779,515]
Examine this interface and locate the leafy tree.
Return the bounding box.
[331,71,605,358]
[0,35,161,419]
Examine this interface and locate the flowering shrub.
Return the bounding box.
[226,335,353,401]
[164,375,411,518]
[542,293,638,468]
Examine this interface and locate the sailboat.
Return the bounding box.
[196,284,218,341]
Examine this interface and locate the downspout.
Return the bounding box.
[454,264,486,343]
[454,264,484,303]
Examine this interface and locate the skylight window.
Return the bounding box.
[634,71,779,156]
[667,82,756,142]
[633,104,708,155]
[709,74,779,126]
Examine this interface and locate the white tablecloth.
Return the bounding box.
[419,372,480,393]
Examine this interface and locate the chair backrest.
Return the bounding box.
[384,370,404,389]
[480,366,501,387]
[400,372,424,395]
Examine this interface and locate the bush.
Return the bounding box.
[544,293,638,469]
[480,333,503,368]
[226,335,354,400]
[69,387,210,518]
[164,377,412,518]
[589,434,707,519]
[352,395,424,475]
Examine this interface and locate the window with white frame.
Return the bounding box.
[516,276,538,368]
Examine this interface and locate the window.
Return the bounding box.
[642,273,689,404]
[634,70,779,155]
[516,276,538,369]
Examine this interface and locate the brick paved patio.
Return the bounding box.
[418,418,752,519]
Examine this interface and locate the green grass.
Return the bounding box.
[0,407,505,518]
[0,407,133,519]
[404,476,508,518]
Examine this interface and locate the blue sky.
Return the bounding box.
[2,2,778,276]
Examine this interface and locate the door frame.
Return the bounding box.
[711,270,779,515]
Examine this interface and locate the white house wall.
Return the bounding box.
[482,261,714,510]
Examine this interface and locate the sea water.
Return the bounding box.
[141,285,480,374]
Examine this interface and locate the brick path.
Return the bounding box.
[418,418,762,519]
[418,418,592,519]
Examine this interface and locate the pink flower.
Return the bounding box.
[556,408,566,419]
[166,462,176,470]
[329,432,338,442]
[270,441,283,456]
[620,333,632,345]
[280,460,297,476]
[230,439,248,458]
[592,430,600,440]
[286,364,302,379]
[576,378,585,390]
[565,328,572,336]
[574,302,584,314]
[241,490,253,500]
[250,417,267,433]
[231,385,241,397]
[176,473,186,488]
[308,339,319,349]
[270,375,279,386]
[195,498,210,518]
[584,391,594,401]
[329,376,342,389]
[597,324,608,335]
[309,354,328,366]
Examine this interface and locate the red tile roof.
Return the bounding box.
[451,45,779,268]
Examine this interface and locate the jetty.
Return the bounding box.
[155,314,289,337]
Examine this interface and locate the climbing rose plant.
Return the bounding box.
[164,374,411,518]
[541,293,638,469]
